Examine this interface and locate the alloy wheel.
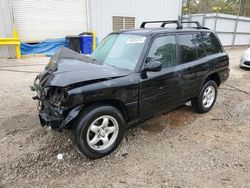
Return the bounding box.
[86,115,119,151]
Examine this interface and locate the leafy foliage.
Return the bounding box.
[182,0,250,17]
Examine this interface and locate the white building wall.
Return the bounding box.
[0,0,16,58]
[89,0,182,41]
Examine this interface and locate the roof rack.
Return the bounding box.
[140,20,183,29]
[181,21,210,30]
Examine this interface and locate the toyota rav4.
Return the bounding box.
[32,20,230,159]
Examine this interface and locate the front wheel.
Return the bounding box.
[192,80,218,113]
[72,105,126,159]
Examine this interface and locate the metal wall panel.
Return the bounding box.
[216,19,235,32]
[204,18,216,30]
[235,34,250,45]
[217,33,234,46]
[0,0,16,58]
[12,0,88,42]
[237,20,250,33]
[190,15,203,24]
[89,0,182,41]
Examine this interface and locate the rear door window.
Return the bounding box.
[201,32,222,55]
[193,33,206,58]
[178,34,197,63]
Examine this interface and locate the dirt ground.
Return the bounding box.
[0,47,249,188]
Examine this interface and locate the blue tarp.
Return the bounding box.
[21,38,67,56]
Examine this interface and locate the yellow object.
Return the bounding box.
[92,31,96,51]
[0,29,21,59]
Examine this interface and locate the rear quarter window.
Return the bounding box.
[201,32,222,55]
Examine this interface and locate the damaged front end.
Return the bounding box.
[32,75,82,130]
[30,48,85,130]
[31,48,130,130]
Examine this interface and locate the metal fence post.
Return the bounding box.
[232,0,242,47]
[202,13,207,27]
[214,13,218,33]
[232,18,239,47]
[202,0,209,27]
[248,36,250,47]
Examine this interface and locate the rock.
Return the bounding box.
[221,178,231,181]
[122,152,128,157]
[57,153,64,160]
[119,180,126,184]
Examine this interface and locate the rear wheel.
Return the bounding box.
[192,80,217,113]
[72,105,126,159]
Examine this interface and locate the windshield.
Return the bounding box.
[91,34,146,71]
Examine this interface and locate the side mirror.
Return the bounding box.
[142,58,162,72]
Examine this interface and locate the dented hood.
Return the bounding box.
[40,48,131,87]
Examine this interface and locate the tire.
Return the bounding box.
[72,105,126,159]
[191,80,218,113]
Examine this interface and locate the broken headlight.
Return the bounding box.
[47,87,68,106]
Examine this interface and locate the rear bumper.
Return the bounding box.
[218,68,230,83]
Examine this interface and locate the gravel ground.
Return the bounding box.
[0,48,249,188]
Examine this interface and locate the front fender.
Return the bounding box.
[61,105,84,129]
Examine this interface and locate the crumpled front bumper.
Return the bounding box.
[38,101,64,129]
[37,99,83,130]
[38,102,83,130]
[32,75,83,130]
[39,112,62,129]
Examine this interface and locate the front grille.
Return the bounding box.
[244,61,250,66]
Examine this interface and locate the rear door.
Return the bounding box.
[177,33,210,101]
[139,35,182,119]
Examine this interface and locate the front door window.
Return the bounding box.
[147,35,177,69]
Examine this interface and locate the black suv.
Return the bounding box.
[32,20,229,159]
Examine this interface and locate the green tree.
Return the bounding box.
[182,0,250,17]
[240,0,250,16]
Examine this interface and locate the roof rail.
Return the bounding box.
[181,21,210,30]
[140,20,183,29]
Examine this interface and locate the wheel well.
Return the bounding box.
[83,100,129,122]
[205,73,221,86]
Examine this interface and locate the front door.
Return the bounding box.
[139,35,182,119]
